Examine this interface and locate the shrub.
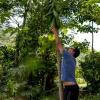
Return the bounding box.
[79,52,100,93]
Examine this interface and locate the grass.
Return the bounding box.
[41,93,100,100]
[80,93,100,100]
[41,95,56,100]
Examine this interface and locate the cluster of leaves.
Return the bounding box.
[60,31,89,53]
[0,34,57,100]
[0,46,16,97]
[0,0,100,99]
[79,52,100,93]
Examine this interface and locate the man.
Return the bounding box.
[51,26,80,100]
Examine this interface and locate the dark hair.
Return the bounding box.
[73,48,80,58]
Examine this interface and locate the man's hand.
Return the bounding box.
[51,26,63,54]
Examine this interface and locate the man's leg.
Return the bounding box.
[63,86,72,100]
[63,85,79,100]
[70,85,79,100]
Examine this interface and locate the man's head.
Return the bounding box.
[68,48,80,58]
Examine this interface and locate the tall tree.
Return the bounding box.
[43,0,63,100]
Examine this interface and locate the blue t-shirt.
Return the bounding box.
[61,49,76,82]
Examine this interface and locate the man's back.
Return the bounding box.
[61,49,76,82]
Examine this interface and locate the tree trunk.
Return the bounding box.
[51,26,63,100]
[56,48,64,100]
[91,21,94,54]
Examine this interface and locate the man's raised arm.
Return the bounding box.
[51,26,63,54]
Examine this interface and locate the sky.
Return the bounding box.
[72,30,100,51]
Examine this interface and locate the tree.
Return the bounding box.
[43,0,64,99]
[0,0,100,99]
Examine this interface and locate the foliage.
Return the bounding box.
[79,52,100,93]
[60,32,89,53]
[0,46,15,67]
[0,34,57,99]
[71,39,90,53]
[0,0,100,99]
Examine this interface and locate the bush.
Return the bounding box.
[79,52,100,93]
